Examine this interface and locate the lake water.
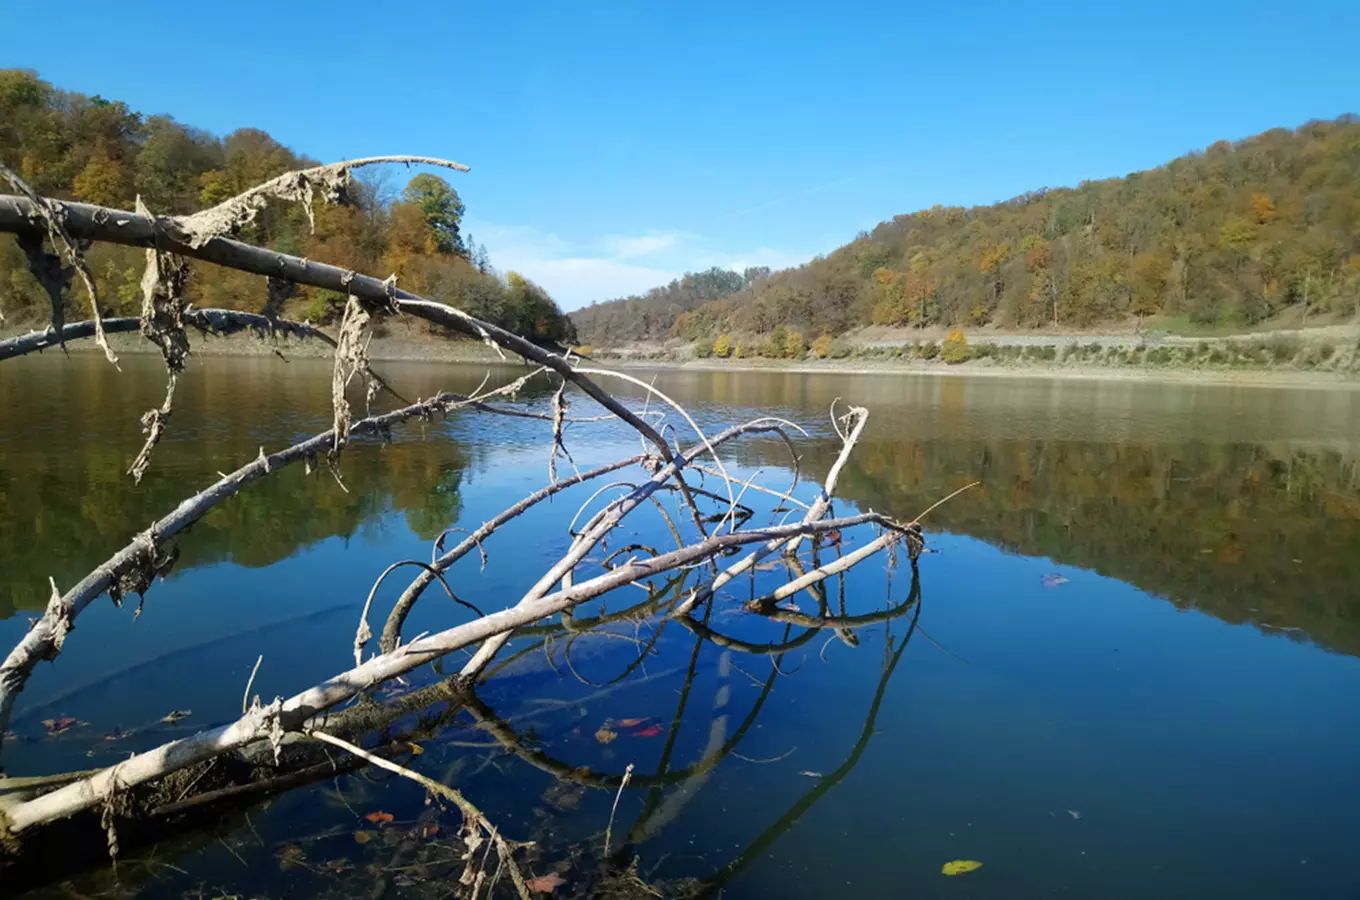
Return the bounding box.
[2,353,1359,899]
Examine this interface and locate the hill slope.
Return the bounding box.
[572,117,1360,347]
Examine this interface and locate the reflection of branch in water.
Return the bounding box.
[672,585,919,657]
[693,565,922,898]
[480,569,693,688]
[626,599,730,848]
[673,617,823,657]
[458,634,782,795]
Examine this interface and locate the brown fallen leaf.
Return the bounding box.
[526,871,567,894]
[365,811,395,824]
[594,727,618,744]
[160,709,192,724]
[617,718,648,728]
[353,829,375,844]
[42,717,80,736]
[278,844,306,871]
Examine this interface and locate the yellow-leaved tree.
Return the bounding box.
[941,328,970,364]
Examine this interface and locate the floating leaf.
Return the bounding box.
[278,844,306,870]
[543,781,585,810]
[1040,574,1069,588]
[1068,809,1082,819]
[617,718,648,728]
[353,829,375,844]
[160,709,192,724]
[632,725,663,738]
[942,860,982,876]
[102,726,129,741]
[594,728,618,745]
[418,822,440,839]
[42,717,79,736]
[798,770,823,778]
[526,871,567,894]
[365,811,395,824]
[407,742,424,756]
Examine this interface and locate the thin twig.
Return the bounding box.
[605,763,634,857]
[241,655,263,714]
[307,729,531,900]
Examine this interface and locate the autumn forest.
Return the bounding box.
[0,69,577,345]
[572,115,1360,348]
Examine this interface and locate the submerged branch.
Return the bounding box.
[0,307,335,361]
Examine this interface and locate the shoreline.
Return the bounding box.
[604,357,1360,389]
[11,327,1359,389]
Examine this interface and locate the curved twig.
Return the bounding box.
[354,560,484,666]
[379,456,648,654]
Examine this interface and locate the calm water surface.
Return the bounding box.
[2,353,1359,899]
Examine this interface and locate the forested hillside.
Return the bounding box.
[0,69,575,344]
[570,265,768,345]
[574,117,1360,347]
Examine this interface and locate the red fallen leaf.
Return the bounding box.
[632,725,663,738]
[364,811,395,824]
[526,871,567,894]
[826,529,843,545]
[42,717,78,736]
[617,718,648,728]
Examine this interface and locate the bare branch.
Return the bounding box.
[3,513,902,833]
[0,307,334,361]
[675,406,870,617]
[0,165,114,363]
[173,156,469,248]
[307,729,530,900]
[379,456,648,654]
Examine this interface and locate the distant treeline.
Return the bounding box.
[572,116,1360,347]
[0,69,575,344]
[569,266,770,345]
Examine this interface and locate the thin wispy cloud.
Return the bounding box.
[719,173,868,221]
[602,231,689,259]
[464,220,804,310]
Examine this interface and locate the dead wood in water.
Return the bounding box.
[0,165,957,893]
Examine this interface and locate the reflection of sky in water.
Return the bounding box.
[2,355,1359,898]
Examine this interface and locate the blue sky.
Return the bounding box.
[10,1,1359,309]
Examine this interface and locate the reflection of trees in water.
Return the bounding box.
[0,434,471,617]
[761,436,1360,655]
[0,356,565,618]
